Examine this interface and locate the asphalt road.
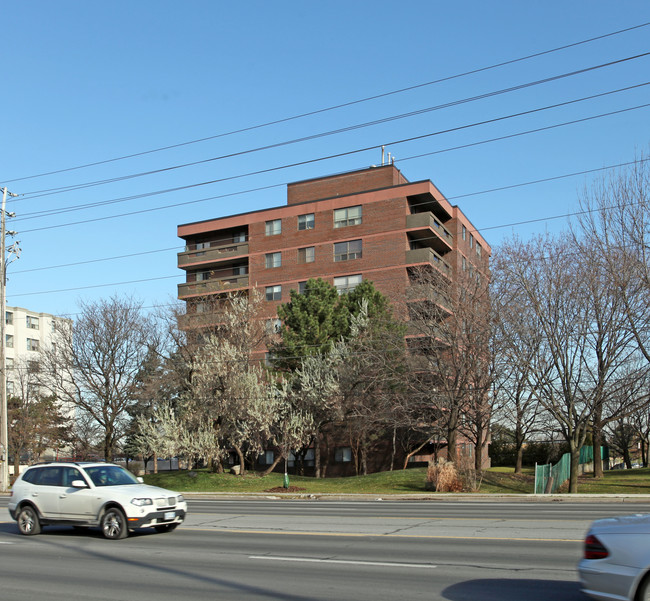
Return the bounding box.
[0,497,645,601]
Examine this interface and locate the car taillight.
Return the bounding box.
[584,534,609,559]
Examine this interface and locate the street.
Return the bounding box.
[0,497,643,600]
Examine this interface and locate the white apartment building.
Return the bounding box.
[4,306,72,396]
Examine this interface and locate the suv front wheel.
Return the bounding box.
[101,507,128,540]
[17,505,41,536]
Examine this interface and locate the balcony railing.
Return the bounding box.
[406,212,453,243]
[405,247,451,276]
[178,241,249,268]
[406,285,451,310]
[178,275,249,297]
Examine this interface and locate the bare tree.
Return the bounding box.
[40,296,156,462]
[498,233,645,492]
[8,358,72,471]
[407,263,492,468]
[490,249,545,472]
[576,155,650,475]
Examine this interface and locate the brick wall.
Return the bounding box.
[287,165,409,205]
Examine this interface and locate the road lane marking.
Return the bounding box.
[187,526,581,542]
[250,556,437,569]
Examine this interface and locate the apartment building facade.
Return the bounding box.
[177,165,491,473]
[3,306,74,466]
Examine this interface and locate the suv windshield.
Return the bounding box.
[85,466,139,487]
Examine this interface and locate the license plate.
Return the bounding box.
[164,511,175,521]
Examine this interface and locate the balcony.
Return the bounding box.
[405,247,451,276]
[178,241,249,269]
[178,312,223,330]
[178,275,249,298]
[406,212,453,254]
[406,285,451,311]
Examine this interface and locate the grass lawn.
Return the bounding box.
[143,465,650,496]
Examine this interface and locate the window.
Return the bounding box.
[233,265,248,276]
[234,231,247,243]
[195,301,207,314]
[5,334,13,348]
[297,246,315,264]
[196,270,211,281]
[265,285,281,301]
[334,274,362,294]
[476,242,482,257]
[462,225,466,240]
[26,316,39,330]
[334,240,362,262]
[470,234,474,249]
[265,219,281,236]
[462,256,467,271]
[62,467,86,488]
[6,357,13,368]
[258,450,275,465]
[27,338,40,352]
[288,448,314,467]
[298,213,315,230]
[265,252,282,268]
[298,281,308,294]
[6,380,14,395]
[264,352,276,367]
[335,447,352,463]
[5,311,12,325]
[32,466,63,486]
[334,205,362,228]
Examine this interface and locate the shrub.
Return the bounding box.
[425,458,463,492]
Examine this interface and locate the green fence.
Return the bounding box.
[534,446,609,494]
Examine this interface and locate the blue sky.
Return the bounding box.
[3,2,649,318]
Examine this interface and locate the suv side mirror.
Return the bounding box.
[71,480,89,489]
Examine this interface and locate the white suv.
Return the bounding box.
[8,462,187,539]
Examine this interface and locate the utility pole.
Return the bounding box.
[0,187,18,492]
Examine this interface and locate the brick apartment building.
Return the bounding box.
[177,165,491,473]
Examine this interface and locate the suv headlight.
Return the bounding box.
[131,498,153,507]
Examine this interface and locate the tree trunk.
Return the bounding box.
[401,439,424,469]
[474,421,484,471]
[592,418,604,478]
[153,452,158,474]
[313,433,321,479]
[515,444,524,474]
[514,421,524,474]
[235,446,245,476]
[447,423,458,464]
[104,432,113,463]
[568,443,580,494]
[623,446,632,469]
[260,452,284,477]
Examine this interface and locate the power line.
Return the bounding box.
[8,158,643,278]
[15,91,650,232]
[8,157,650,299]
[16,52,650,202]
[6,21,649,185]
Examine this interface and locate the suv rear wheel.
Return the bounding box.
[101,508,128,540]
[17,505,41,536]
